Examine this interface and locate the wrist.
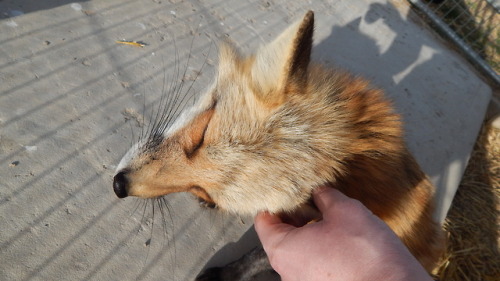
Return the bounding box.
[357,257,432,281]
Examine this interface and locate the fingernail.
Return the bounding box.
[255,211,269,220]
[313,185,328,194]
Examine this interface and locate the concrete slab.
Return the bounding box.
[0,0,491,280]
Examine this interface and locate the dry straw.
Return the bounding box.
[436,116,500,280]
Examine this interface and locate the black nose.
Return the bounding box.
[113,171,129,198]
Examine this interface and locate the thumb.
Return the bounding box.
[254,212,295,250]
[312,186,348,216]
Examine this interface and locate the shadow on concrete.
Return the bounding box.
[0,0,90,18]
[196,226,279,281]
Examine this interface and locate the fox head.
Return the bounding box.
[113,11,349,214]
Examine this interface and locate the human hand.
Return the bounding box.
[254,186,432,281]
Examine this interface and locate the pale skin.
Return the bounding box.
[254,186,433,281]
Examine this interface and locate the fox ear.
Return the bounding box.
[251,11,314,105]
[217,41,241,78]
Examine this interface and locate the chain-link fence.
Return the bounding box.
[409,0,499,85]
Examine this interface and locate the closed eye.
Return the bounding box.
[183,108,214,158]
[185,124,208,158]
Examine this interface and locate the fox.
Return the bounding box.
[113,10,444,280]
